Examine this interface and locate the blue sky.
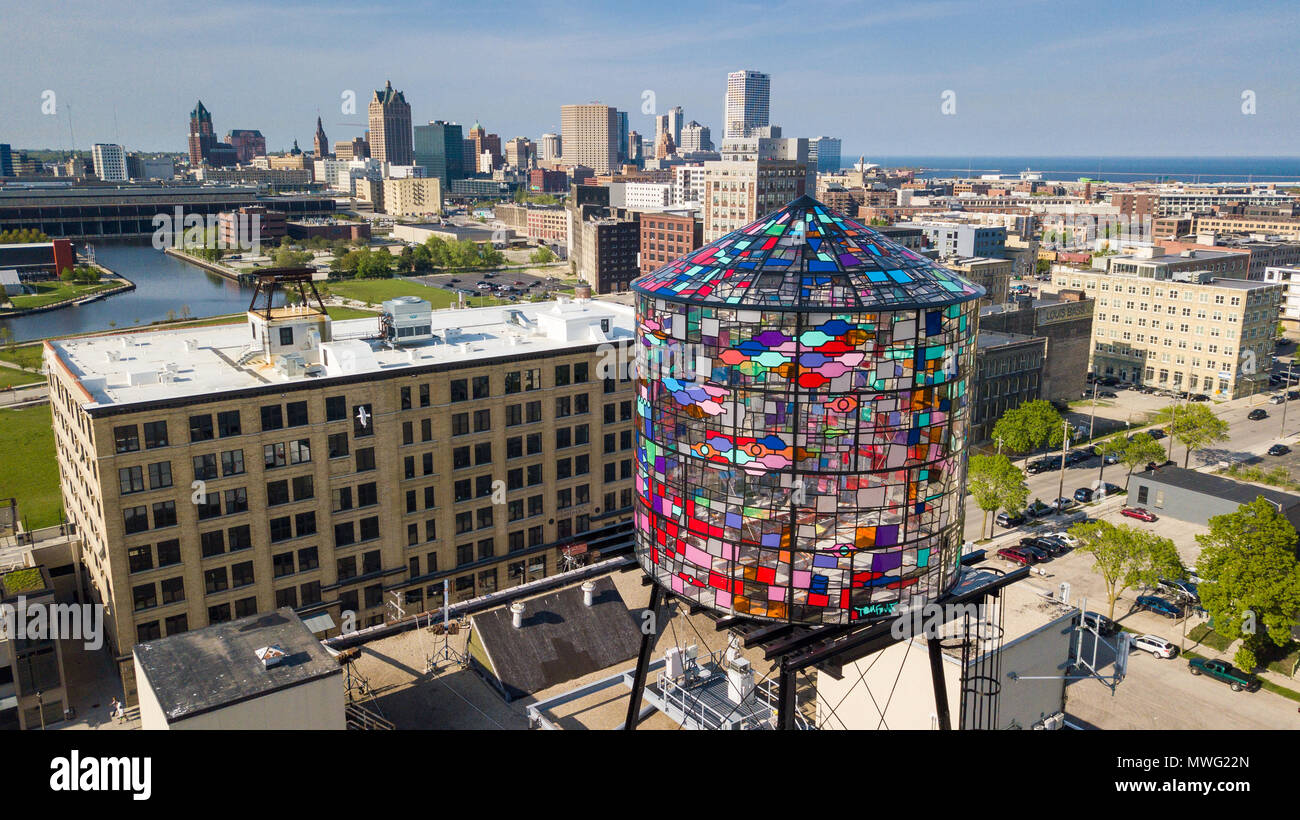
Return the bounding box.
[3,0,1298,158]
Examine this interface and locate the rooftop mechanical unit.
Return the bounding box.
[381,296,433,344]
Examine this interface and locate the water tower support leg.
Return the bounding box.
[623,583,662,730]
[776,664,798,730]
[928,637,952,730]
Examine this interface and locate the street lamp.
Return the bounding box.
[1056,419,1071,513]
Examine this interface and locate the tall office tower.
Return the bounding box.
[666,106,684,147]
[466,122,503,171]
[226,130,267,164]
[539,133,561,162]
[314,117,329,157]
[627,131,643,165]
[810,136,842,174]
[413,121,465,187]
[654,129,676,160]
[0,144,12,177]
[679,121,712,153]
[724,69,771,139]
[188,100,217,166]
[368,80,413,165]
[504,137,534,170]
[617,110,630,165]
[560,103,619,175]
[91,143,128,181]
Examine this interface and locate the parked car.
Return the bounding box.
[1098,390,1118,399]
[1133,594,1183,619]
[1188,393,1211,402]
[1043,531,1080,548]
[996,546,1037,565]
[1270,394,1287,404]
[995,511,1025,528]
[1082,611,1120,636]
[1132,634,1178,659]
[1066,449,1091,465]
[1024,499,1053,517]
[1121,506,1157,522]
[1157,578,1200,604]
[1148,428,1166,440]
[1074,487,1094,503]
[1288,390,1300,400]
[1095,482,1124,497]
[1188,658,1260,692]
[1051,496,1076,513]
[1024,535,1067,556]
[1268,444,1291,456]
[1017,542,1051,562]
[1248,408,1269,420]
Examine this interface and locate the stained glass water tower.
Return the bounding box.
[632,196,985,625]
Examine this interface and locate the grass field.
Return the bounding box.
[326,277,512,309]
[0,343,44,370]
[0,404,61,528]
[0,363,42,387]
[3,280,121,312]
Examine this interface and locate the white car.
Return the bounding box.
[1043,531,1079,548]
[1131,634,1177,659]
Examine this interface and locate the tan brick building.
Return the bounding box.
[44,292,637,703]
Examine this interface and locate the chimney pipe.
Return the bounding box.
[581,580,595,607]
[510,601,525,629]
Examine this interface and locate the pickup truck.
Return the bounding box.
[1188,658,1260,692]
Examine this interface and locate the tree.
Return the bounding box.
[1153,402,1229,467]
[1195,497,1300,658]
[991,399,1065,464]
[530,246,557,265]
[1117,431,1166,478]
[968,454,1028,538]
[1069,520,1184,619]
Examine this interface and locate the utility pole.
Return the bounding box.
[1056,420,1071,513]
[1280,360,1295,439]
[1088,380,1099,439]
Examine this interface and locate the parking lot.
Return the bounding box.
[408,268,573,301]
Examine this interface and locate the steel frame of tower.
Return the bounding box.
[623,557,1027,730]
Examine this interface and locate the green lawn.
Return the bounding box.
[0,363,42,387]
[0,404,62,528]
[1187,623,1235,651]
[4,280,121,311]
[326,277,512,309]
[0,343,45,370]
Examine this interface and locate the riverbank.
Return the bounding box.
[0,262,134,319]
[162,246,245,281]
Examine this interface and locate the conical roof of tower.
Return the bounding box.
[632,195,984,311]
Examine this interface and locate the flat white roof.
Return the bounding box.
[48,298,635,411]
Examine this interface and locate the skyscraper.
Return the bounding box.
[0,144,15,178]
[679,121,712,153]
[413,121,465,187]
[724,69,771,139]
[560,103,619,174]
[226,130,266,164]
[314,116,329,157]
[92,143,127,181]
[368,80,413,165]
[188,100,217,167]
[810,136,842,174]
[539,133,561,162]
[616,110,630,165]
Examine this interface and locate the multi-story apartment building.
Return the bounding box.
[539,133,561,163]
[1156,191,1294,218]
[574,217,639,292]
[1263,266,1300,331]
[980,290,1095,404]
[381,177,442,217]
[1194,214,1300,240]
[971,331,1047,443]
[946,256,1012,306]
[368,81,413,166]
[44,286,638,703]
[673,164,706,207]
[911,220,1007,259]
[1099,246,1249,281]
[724,69,770,139]
[560,104,618,175]
[638,209,702,276]
[1047,265,1282,397]
[678,121,712,153]
[809,137,841,174]
[700,159,806,241]
[91,143,128,182]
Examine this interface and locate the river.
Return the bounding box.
[0,242,283,343]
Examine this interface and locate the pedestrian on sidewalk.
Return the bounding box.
[114,700,125,724]
[109,697,120,724]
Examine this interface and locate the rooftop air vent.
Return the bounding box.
[256,645,287,669]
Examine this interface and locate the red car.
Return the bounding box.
[997,546,1038,565]
[1120,506,1157,522]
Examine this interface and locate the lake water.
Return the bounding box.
[0,242,280,343]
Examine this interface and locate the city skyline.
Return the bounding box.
[3,0,1299,158]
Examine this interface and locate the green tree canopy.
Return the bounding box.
[1152,403,1229,467]
[968,454,1028,538]
[991,399,1066,462]
[1102,431,1167,478]
[1068,519,1184,619]
[1195,497,1300,653]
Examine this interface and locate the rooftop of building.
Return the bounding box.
[133,608,340,723]
[46,298,635,412]
[976,329,1041,349]
[1132,464,1300,512]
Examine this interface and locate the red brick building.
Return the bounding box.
[639,211,703,276]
